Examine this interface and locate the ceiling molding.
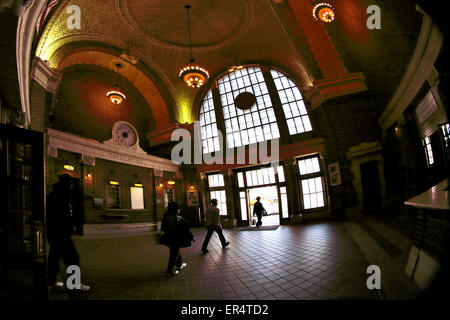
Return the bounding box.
[266,0,314,87]
[378,10,443,132]
[16,0,48,127]
[31,57,62,93]
[48,128,178,173]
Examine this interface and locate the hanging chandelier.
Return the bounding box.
[107,63,126,104]
[179,5,209,88]
[312,2,335,23]
[107,86,126,105]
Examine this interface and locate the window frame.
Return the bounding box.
[270,68,313,135]
[198,65,313,155]
[439,122,450,149]
[105,184,121,209]
[206,172,228,216]
[233,163,288,221]
[422,135,435,167]
[296,154,328,212]
[217,66,280,149]
[130,186,145,210]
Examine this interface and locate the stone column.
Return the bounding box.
[285,157,303,224]
[30,57,61,132]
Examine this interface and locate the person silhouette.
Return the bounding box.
[161,202,195,275]
[201,199,229,254]
[46,174,89,291]
[253,196,266,228]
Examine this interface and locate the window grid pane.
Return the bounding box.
[240,191,247,221]
[422,136,434,167]
[441,123,450,149]
[208,173,225,188]
[271,69,313,135]
[218,67,280,147]
[277,166,285,182]
[199,89,221,154]
[297,155,326,210]
[237,172,244,188]
[297,157,321,175]
[210,190,227,216]
[280,187,288,218]
[301,177,324,210]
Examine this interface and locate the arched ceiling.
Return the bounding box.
[58,50,171,128]
[54,65,155,150]
[35,0,423,130]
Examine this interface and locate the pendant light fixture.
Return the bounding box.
[313,2,335,23]
[179,4,209,88]
[107,63,126,104]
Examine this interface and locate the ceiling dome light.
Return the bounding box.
[179,62,210,88]
[107,63,126,104]
[313,2,335,23]
[179,5,209,88]
[107,86,126,105]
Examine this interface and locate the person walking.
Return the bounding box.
[253,196,266,228]
[201,199,229,254]
[46,174,90,291]
[161,202,195,276]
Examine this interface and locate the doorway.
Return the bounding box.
[360,160,381,211]
[248,186,280,226]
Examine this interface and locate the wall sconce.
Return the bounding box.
[64,164,74,171]
[84,172,93,182]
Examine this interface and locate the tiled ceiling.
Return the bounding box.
[35,0,423,131]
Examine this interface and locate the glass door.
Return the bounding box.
[248,186,280,226]
[0,124,46,300]
[235,164,288,226]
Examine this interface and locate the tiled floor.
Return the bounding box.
[48,218,420,300]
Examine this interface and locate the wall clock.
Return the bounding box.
[112,121,139,147]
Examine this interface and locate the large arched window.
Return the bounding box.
[270,69,312,135]
[199,90,220,154]
[199,66,312,154]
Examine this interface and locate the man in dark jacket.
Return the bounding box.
[46,174,89,291]
[253,197,266,228]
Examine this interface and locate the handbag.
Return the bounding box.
[251,218,256,225]
[155,231,170,246]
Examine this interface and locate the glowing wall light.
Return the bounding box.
[313,2,335,23]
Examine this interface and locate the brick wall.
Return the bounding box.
[311,92,382,214]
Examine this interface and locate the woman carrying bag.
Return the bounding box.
[160,202,195,275]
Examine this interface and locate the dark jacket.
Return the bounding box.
[253,201,266,216]
[161,213,194,248]
[46,184,75,242]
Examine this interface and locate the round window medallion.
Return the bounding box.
[234,92,256,110]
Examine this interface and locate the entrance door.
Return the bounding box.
[248,186,280,226]
[360,160,381,211]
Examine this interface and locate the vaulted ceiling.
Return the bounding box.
[34,0,423,144]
